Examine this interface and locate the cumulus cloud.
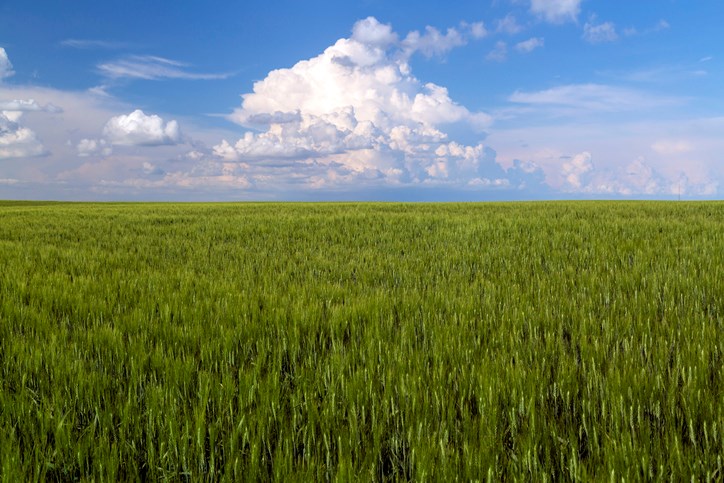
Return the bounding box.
[572,157,682,196]
[0,112,46,160]
[583,20,618,43]
[515,37,545,53]
[466,22,488,39]
[77,138,112,157]
[0,60,54,161]
[402,26,466,58]
[0,48,15,81]
[351,17,398,47]
[486,41,508,62]
[219,17,501,189]
[496,14,523,35]
[530,0,581,24]
[620,157,663,195]
[103,109,181,146]
[230,17,486,128]
[351,17,480,59]
[561,151,593,189]
[488,114,724,198]
[98,55,230,81]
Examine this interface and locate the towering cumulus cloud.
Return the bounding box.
[217,17,509,188]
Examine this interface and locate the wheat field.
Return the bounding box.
[0,201,722,481]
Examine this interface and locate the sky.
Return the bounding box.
[1,0,723,201]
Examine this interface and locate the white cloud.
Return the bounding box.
[626,19,670,37]
[60,39,129,50]
[614,64,711,84]
[651,139,693,155]
[221,17,498,188]
[0,55,54,161]
[98,55,230,81]
[567,157,676,196]
[0,112,46,160]
[8,17,523,198]
[0,48,15,81]
[486,41,508,62]
[515,37,544,53]
[619,157,663,195]
[487,112,724,197]
[496,14,523,35]
[656,20,670,31]
[468,177,510,187]
[583,20,618,43]
[351,17,478,60]
[103,109,182,146]
[0,84,137,158]
[77,138,112,157]
[530,0,581,23]
[351,17,398,47]
[509,83,680,113]
[402,26,466,58]
[142,161,165,176]
[0,99,62,123]
[0,82,221,197]
[467,22,488,39]
[561,151,592,189]
[0,99,48,112]
[9,15,716,200]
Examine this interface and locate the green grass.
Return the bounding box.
[0,201,722,481]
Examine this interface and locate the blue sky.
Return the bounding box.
[1,0,722,200]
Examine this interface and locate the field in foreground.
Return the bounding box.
[0,201,722,481]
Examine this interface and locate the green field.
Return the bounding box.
[0,201,722,481]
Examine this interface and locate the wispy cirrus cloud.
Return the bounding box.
[60,39,130,50]
[98,55,232,81]
[623,19,670,37]
[602,63,710,84]
[509,83,682,113]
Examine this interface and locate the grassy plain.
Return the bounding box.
[0,201,722,481]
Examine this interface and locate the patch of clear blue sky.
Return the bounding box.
[3,0,720,121]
